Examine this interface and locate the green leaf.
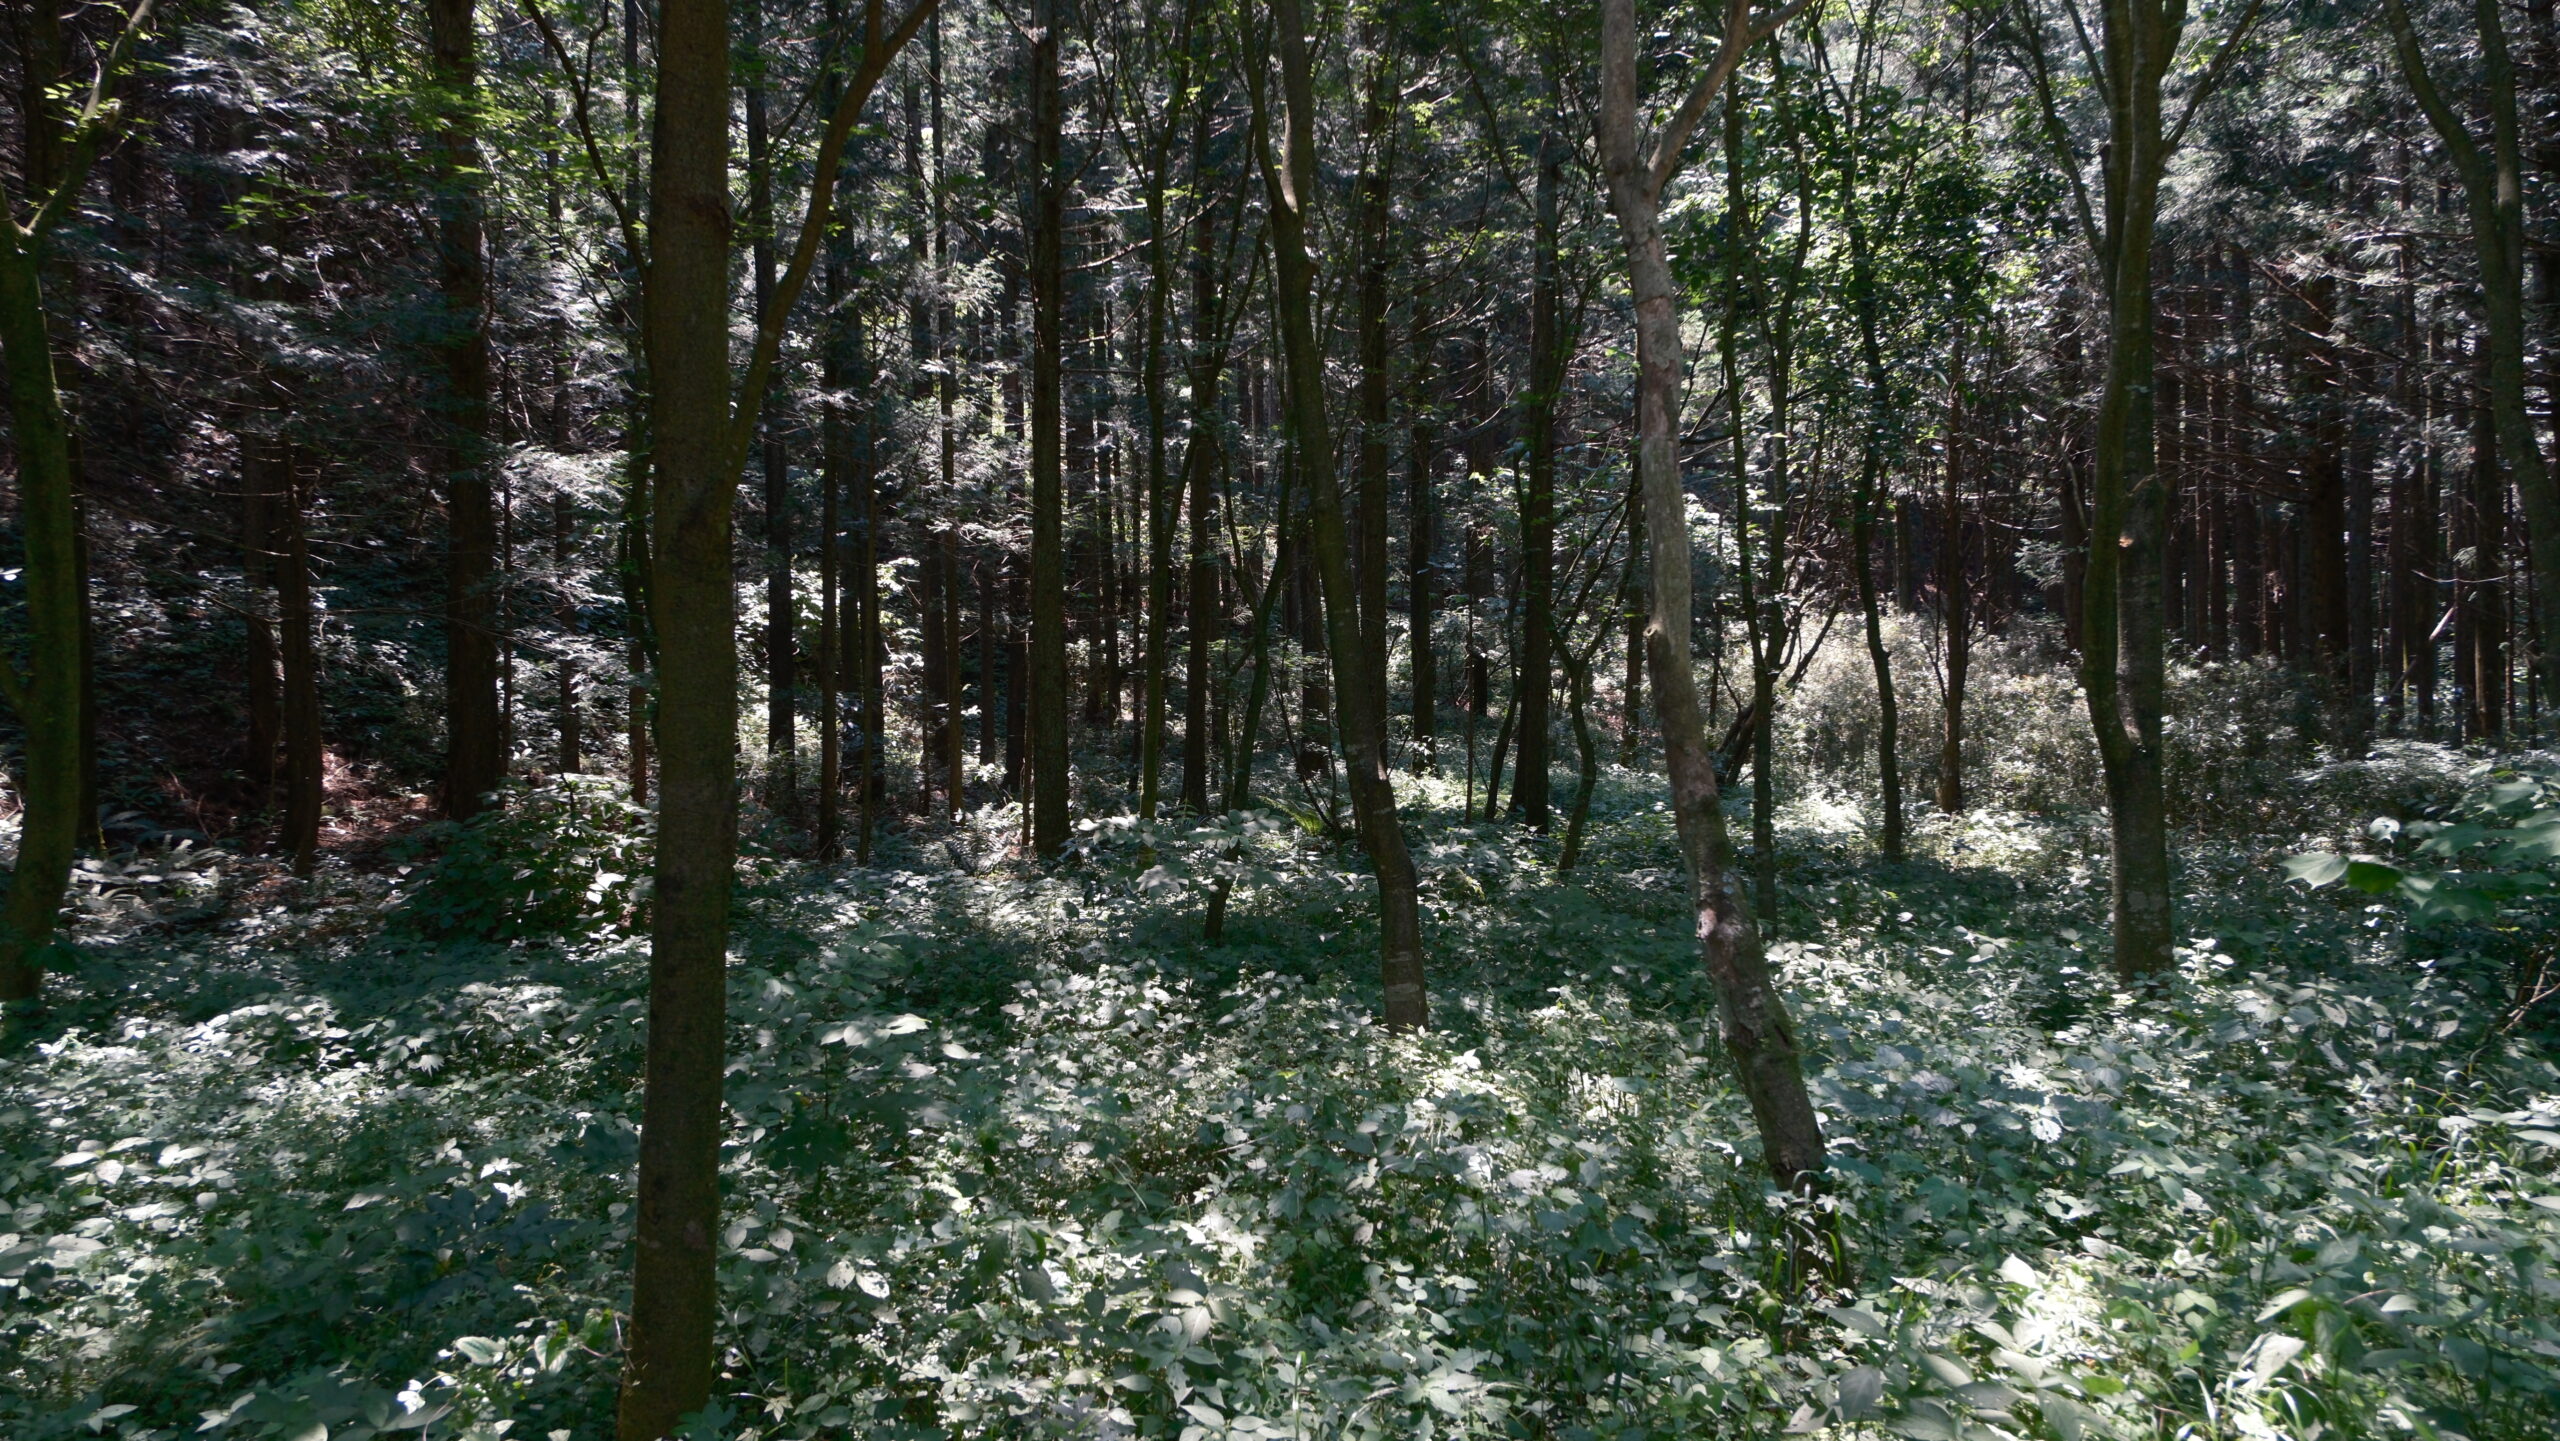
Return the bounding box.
[2282,853,2348,888]
[2341,860,2403,895]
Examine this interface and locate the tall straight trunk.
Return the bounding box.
[1352,38,1399,723]
[1029,0,1070,857]
[2304,275,2350,707]
[817,227,846,858]
[618,0,653,811]
[617,0,731,1428]
[1619,469,1645,763]
[1937,324,1971,813]
[1136,108,1181,817]
[277,451,324,878]
[1180,143,1233,815]
[1598,0,1825,1196]
[244,436,284,792]
[1408,371,1439,767]
[1722,64,1789,917]
[933,22,964,815]
[1513,66,1562,831]
[1262,0,1428,1030]
[858,355,884,863]
[430,0,503,821]
[2074,0,2186,979]
[746,0,796,815]
[2388,0,2560,725]
[1838,140,1905,862]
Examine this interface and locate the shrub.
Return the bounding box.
[393,776,649,942]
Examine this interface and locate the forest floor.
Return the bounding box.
[3,757,2558,1441]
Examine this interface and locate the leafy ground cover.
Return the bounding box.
[4,756,2557,1441]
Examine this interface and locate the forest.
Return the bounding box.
[2,0,2559,1436]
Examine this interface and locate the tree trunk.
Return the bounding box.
[1513,66,1561,832]
[2079,0,2183,980]
[1837,128,1905,862]
[1353,36,1400,729]
[616,0,732,1428]
[746,0,796,817]
[430,0,503,822]
[1029,0,1070,857]
[277,451,324,879]
[1936,326,1971,814]
[1180,140,1232,815]
[1262,0,1428,1030]
[2387,0,2560,729]
[1597,0,1825,1196]
[244,436,284,795]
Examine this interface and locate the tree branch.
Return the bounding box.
[724,0,942,480]
[22,0,161,241]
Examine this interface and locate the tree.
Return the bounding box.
[428,0,504,823]
[617,3,934,1432]
[2384,0,2560,725]
[1259,0,1429,1030]
[2010,0,2262,977]
[1594,0,1826,1194]
[0,0,159,1006]
[1029,0,1069,858]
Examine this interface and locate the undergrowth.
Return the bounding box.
[3,751,2556,1441]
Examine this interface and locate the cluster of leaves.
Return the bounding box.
[390,777,650,942]
[2288,765,2560,926]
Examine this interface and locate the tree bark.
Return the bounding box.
[0,0,159,1002]
[2386,0,2560,728]
[429,0,503,822]
[616,0,732,1428]
[745,0,796,817]
[277,451,324,879]
[1261,0,1429,1029]
[1513,63,1562,831]
[1597,0,1826,1196]
[1029,0,1070,857]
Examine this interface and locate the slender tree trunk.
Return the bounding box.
[1837,131,1905,862]
[2387,0,2560,727]
[1180,145,1232,815]
[1029,0,1070,857]
[244,437,284,795]
[2078,0,2183,979]
[1513,66,1561,831]
[1937,325,1971,813]
[817,230,846,858]
[1261,0,1428,1029]
[277,451,323,879]
[1353,36,1400,728]
[746,0,796,817]
[1137,123,1180,817]
[1597,0,1825,1197]
[430,0,503,821]
[616,0,732,1428]
[0,0,159,999]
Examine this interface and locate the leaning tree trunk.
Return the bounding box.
[1262,0,1429,1029]
[1597,0,1826,1197]
[0,0,160,1003]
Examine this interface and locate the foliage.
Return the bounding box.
[6,768,2557,1440]
[391,776,649,942]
